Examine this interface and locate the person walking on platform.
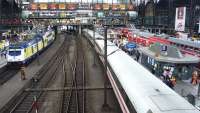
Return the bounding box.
[20,66,26,80]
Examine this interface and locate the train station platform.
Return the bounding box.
[0,34,65,111]
[174,80,200,108]
[0,56,7,69]
[130,48,200,108]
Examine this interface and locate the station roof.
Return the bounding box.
[168,37,200,49]
[138,44,200,64]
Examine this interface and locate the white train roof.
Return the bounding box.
[83,29,200,113]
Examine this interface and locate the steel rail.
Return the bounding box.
[8,38,67,113]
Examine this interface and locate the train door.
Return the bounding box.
[31,46,34,55]
[42,38,44,48]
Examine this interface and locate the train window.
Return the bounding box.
[24,48,26,53]
[9,51,21,56]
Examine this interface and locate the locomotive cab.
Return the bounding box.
[7,47,25,63]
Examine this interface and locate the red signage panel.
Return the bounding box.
[49,4,57,10]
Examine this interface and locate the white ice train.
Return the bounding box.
[83,29,200,113]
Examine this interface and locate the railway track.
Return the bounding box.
[1,33,86,113]
[61,35,85,113]
[0,67,18,85]
[1,35,68,113]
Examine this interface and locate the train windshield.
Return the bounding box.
[9,51,21,56]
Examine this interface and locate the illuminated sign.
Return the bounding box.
[59,4,65,9]
[175,7,186,31]
[49,4,57,10]
[68,4,77,10]
[31,4,37,10]
[112,4,118,10]
[128,4,134,10]
[103,4,109,10]
[95,4,101,10]
[97,12,104,17]
[119,4,126,10]
[60,12,66,18]
[40,4,48,10]
[78,3,91,10]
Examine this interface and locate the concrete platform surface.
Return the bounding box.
[0,56,7,69]
[0,34,65,110]
[83,37,121,113]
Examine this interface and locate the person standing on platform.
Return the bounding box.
[135,50,140,61]
[191,71,198,85]
[20,66,26,80]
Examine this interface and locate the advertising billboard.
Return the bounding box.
[112,4,118,10]
[95,4,101,10]
[40,4,48,10]
[49,4,57,10]
[31,4,38,10]
[128,4,134,10]
[68,4,77,10]
[175,7,186,31]
[59,4,65,9]
[103,4,109,10]
[119,4,126,10]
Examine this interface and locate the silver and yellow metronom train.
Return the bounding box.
[6,27,55,64]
